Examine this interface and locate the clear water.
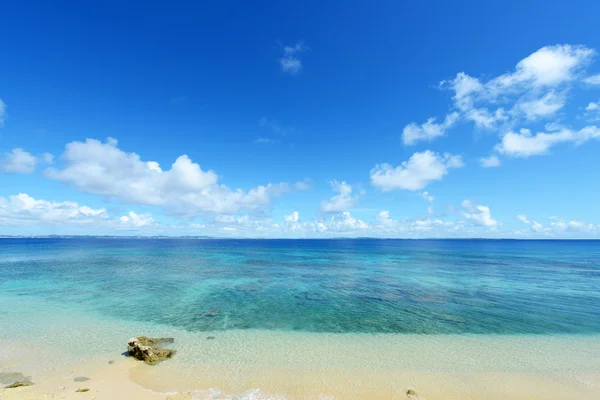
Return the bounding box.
[1,238,599,334]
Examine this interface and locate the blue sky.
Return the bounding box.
[1,0,600,237]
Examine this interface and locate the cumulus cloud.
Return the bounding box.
[515,215,598,236]
[586,101,599,111]
[461,200,498,228]
[445,45,600,161]
[1,148,37,174]
[372,211,465,236]
[584,101,600,121]
[41,152,54,164]
[370,150,464,191]
[375,210,396,228]
[212,210,466,238]
[284,211,299,223]
[1,148,56,174]
[405,45,597,154]
[479,154,501,168]
[584,74,600,85]
[421,191,434,203]
[489,45,593,88]
[5,191,594,238]
[211,210,370,237]
[327,211,368,232]
[0,193,108,224]
[402,112,459,145]
[447,45,593,123]
[119,211,155,228]
[496,126,600,157]
[421,191,434,214]
[45,138,290,217]
[280,42,307,75]
[321,180,359,213]
[0,192,161,232]
[517,91,565,120]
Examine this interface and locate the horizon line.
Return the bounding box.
[1,235,599,241]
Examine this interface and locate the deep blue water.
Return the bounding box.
[1,238,599,334]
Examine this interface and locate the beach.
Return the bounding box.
[1,328,600,399]
[1,295,599,399]
[1,238,599,399]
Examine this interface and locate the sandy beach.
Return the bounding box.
[2,330,599,399]
[2,239,600,399]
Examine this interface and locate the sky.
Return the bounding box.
[1,0,600,238]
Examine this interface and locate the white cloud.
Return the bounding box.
[421,191,434,203]
[280,42,307,75]
[515,215,598,236]
[375,210,396,228]
[479,154,501,168]
[327,211,368,232]
[370,150,463,191]
[402,112,459,145]
[0,98,6,126]
[584,101,600,121]
[0,193,108,224]
[465,107,508,129]
[586,101,599,111]
[517,91,564,120]
[284,211,299,223]
[412,217,454,232]
[427,45,597,144]
[490,45,593,89]
[4,191,597,238]
[119,211,155,228]
[1,148,37,174]
[321,180,359,213]
[294,180,312,191]
[208,207,500,238]
[496,125,600,157]
[531,221,546,233]
[0,193,161,232]
[42,152,55,164]
[421,191,434,214]
[45,138,290,217]
[584,73,600,85]
[397,44,599,159]
[450,72,484,105]
[461,200,498,228]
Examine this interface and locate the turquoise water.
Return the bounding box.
[1,238,599,334]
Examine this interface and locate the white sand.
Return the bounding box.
[2,330,600,399]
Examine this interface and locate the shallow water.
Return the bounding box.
[1,238,600,399]
[1,238,599,334]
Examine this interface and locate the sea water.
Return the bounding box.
[1,238,599,334]
[1,238,599,398]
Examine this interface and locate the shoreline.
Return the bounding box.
[2,330,599,399]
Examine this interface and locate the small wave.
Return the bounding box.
[157,388,290,400]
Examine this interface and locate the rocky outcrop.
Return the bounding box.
[4,381,34,389]
[406,389,426,399]
[127,336,176,365]
[1,372,30,385]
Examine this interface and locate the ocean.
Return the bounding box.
[1,238,599,399]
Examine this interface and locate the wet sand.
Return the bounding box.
[1,330,599,399]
